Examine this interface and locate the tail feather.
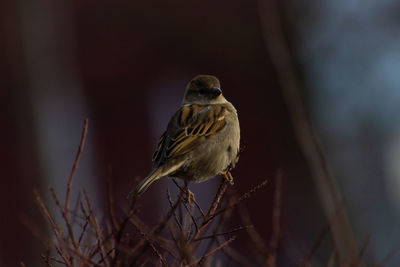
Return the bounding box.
[127,161,185,199]
[127,169,161,198]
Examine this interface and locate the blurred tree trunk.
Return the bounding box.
[257,0,358,265]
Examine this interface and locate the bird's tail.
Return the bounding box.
[127,161,185,199]
[127,169,162,198]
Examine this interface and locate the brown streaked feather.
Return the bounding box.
[152,104,227,167]
[152,132,165,162]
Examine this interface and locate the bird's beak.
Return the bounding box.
[210,87,222,97]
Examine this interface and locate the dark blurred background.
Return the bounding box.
[1,0,400,266]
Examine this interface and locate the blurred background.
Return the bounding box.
[1,0,400,266]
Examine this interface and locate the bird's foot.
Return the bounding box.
[221,171,234,185]
[186,189,195,204]
[183,181,195,204]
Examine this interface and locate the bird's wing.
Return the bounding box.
[152,104,227,165]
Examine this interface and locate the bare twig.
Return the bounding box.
[129,218,168,267]
[207,179,229,216]
[128,216,177,258]
[166,224,180,257]
[238,204,268,264]
[65,118,88,212]
[212,178,268,220]
[181,197,198,234]
[326,249,336,267]
[50,187,79,250]
[193,225,252,242]
[110,195,139,267]
[192,197,206,220]
[129,187,186,265]
[300,200,349,267]
[36,117,276,266]
[167,188,183,233]
[377,243,400,267]
[63,118,88,253]
[83,189,110,267]
[42,255,64,266]
[267,173,283,266]
[187,236,237,266]
[35,190,72,266]
[299,223,331,267]
[357,234,371,263]
[202,192,237,267]
[223,246,255,266]
[106,165,119,232]
[189,178,228,245]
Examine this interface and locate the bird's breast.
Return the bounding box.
[178,111,240,182]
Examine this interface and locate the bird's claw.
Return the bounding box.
[222,171,234,185]
[185,189,195,204]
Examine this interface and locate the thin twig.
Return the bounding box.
[212,178,268,220]
[128,216,177,259]
[42,255,63,266]
[217,241,254,267]
[238,204,268,265]
[167,188,183,233]
[65,118,88,213]
[67,246,104,267]
[77,207,91,245]
[188,178,229,254]
[64,118,88,251]
[300,200,349,267]
[131,219,169,267]
[129,187,185,265]
[181,197,198,234]
[35,190,72,266]
[267,173,283,266]
[186,236,237,266]
[193,225,252,242]
[357,234,371,263]
[50,187,79,250]
[182,181,196,243]
[83,189,110,267]
[166,224,180,258]
[192,197,206,220]
[298,219,331,267]
[326,249,336,267]
[202,212,225,267]
[110,196,138,267]
[377,243,400,267]
[207,179,229,217]
[106,165,119,232]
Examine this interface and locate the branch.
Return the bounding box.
[65,118,88,212]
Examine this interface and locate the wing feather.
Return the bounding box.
[152,104,227,167]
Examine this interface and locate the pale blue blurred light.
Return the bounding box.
[293,0,400,264]
[19,0,102,228]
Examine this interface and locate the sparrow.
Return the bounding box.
[128,74,240,198]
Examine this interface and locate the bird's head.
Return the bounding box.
[183,75,227,105]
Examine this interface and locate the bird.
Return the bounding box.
[128,74,240,198]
